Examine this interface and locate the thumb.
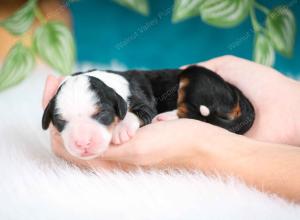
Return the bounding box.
[101,142,137,164]
[180,55,234,72]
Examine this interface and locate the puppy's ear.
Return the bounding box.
[42,98,55,130]
[114,93,127,120]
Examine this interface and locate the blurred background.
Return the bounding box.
[71,0,300,74]
[0,0,299,92]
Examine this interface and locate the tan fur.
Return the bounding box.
[177,77,190,118]
[177,77,189,104]
[227,103,241,120]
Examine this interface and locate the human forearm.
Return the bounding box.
[294,80,300,145]
[194,134,300,202]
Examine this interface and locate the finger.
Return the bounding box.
[151,116,159,123]
[180,60,218,70]
[42,75,64,109]
[180,55,236,72]
[196,58,224,72]
[112,127,121,145]
[180,64,190,70]
[120,130,130,143]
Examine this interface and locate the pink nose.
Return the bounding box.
[75,139,91,149]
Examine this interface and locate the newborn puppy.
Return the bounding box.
[42,66,255,159]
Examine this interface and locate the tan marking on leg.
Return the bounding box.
[177,77,189,104]
[177,77,190,118]
[227,103,241,120]
[177,103,188,118]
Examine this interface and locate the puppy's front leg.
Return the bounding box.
[112,112,140,145]
[112,101,157,145]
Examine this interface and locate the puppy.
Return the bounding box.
[42,66,255,159]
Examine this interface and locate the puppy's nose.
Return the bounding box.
[75,139,91,149]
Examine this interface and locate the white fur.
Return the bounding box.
[61,118,112,160]
[0,65,299,220]
[56,75,99,120]
[84,70,131,102]
[200,105,210,117]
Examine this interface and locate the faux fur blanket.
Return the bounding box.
[0,65,299,220]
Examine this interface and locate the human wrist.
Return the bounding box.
[288,79,300,146]
[191,131,255,173]
[183,119,240,171]
[295,81,300,146]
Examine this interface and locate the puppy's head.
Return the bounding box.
[42,75,127,160]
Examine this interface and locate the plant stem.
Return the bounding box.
[250,7,261,33]
[254,2,270,15]
[34,6,46,24]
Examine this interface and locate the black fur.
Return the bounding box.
[177,66,254,134]
[42,95,67,132]
[42,97,55,130]
[108,66,255,133]
[88,76,127,121]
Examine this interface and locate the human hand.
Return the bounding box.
[101,118,233,168]
[188,55,300,146]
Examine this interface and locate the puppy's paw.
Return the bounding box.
[152,110,179,123]
[112,112,140,145]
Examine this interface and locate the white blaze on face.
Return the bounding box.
[55,75,112,159]
[56,76,98,119]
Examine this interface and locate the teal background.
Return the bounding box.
[69,0,300,76]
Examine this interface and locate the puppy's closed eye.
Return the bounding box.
[52,115,67,132]
[92,111,114,125]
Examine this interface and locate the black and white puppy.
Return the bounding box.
[42,66,255,160]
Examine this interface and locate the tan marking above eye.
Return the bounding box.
[92,106,101,117]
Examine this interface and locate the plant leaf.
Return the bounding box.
[172,0,205,22]
[113,0,149,16]
[0,0,37,35]
[0,43,35,91]
[199,0,253,28]
[266,6,296,57]
[33,22,75,75]
[253,33,275,66]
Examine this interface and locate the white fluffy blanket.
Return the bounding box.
[0,65,299,220]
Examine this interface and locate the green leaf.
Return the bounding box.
[0,0,37,35]
[266,6,296,57]
[33,22,75,75]
[113,0,149,16]
[199,0,253,28]
[253,33,275,66]
[172,0,205,22]
[0,43,35,91]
